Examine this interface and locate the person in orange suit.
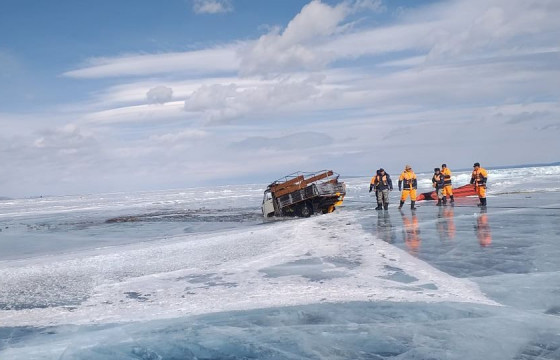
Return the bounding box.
[398,164,417,210]
[470,162,488,207]
[476,209,492,247]
[441,164,454,204]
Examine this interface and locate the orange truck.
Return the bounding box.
[261,170,346,217]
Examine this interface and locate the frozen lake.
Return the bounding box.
[1,165,560,359]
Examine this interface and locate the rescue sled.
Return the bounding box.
[416,184,477,201]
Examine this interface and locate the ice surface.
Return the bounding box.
[1,165,560,359]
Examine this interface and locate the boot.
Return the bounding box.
[450,195,454,204]
[436,199,442,206]
[481,198,487,207]
[383,202,389,210]
[411,201,416,210]
[442,197,447,205]
[375,203,383,210]
[398,200,404,209]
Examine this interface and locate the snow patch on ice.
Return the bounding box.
[0,211,497,327]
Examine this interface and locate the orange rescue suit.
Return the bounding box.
[399,170,417,201]
[470,167,488,198]
[441,167,453,196]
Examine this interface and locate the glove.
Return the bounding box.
[369,184,373,192]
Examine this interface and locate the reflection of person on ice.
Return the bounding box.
[470,162,488,207]
[377,211,395,244]
[400,210,421,255]
[436,206,456,241]
[398,165,417,210]
[370,168,393,210]
[441,164,454,204]
[476,208,492,247]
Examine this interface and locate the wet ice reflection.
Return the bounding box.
[475,208,492,247]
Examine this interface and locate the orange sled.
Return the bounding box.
[416,184,477,201]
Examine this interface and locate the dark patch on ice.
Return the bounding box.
[178,273,238,289]
[260,257,349,282]
[131,346,163,360]
[323,255,361,269]
[124,292,151,302]
[544,306,560,316]
[419,283,438,290]
[105,208,262,224]
[0,297,87,311]
[296,310,329,325]
[380,265,418,284]
[514,333,560,359]
[0,326,55,351]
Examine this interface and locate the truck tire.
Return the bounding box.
[298,202,313,218]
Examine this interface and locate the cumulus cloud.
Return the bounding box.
[184,75,324,123]
[33,124,96,151]
[146,86,173,104]
[415,0,560,61]
[239,0,349,75]
[193,0,233,14]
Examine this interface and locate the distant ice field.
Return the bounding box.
[1,165,560,359]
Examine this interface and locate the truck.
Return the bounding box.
[261,170,346,218]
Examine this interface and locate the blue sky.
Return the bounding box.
[1,0,559,197]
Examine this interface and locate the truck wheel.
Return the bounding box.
[298,203,313,218]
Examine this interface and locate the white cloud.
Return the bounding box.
[352,0,383,12]
[193,0,233,14]
[83,102,187,125]
[184,75,324,123]
[149,129,208,144]
[146,86,173,104]
[63,47,239,79]
[239,0,349,75]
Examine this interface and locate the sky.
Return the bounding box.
[0,0,559,198]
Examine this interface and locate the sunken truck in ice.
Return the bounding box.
[261,170,346,218]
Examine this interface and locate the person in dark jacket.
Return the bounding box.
[432,168,445,206]
[369,169,382,209]
[371,168,393,210]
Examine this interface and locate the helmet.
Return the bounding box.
[405,164,411,170]
[473,162,480,167]
[379,168,385,172]
[434,168,440,172]
[441,163,447,168]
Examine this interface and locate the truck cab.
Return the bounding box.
[261,189,275,218]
